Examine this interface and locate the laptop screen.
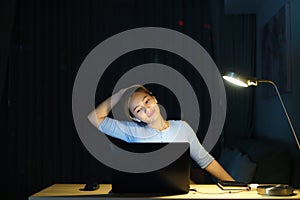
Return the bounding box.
[110,142,190,194]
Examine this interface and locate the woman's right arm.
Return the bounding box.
[88,85,140,128]
[87,88,127,128]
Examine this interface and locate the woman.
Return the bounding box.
[88,85,234,182]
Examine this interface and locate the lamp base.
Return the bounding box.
[257,184,294,196]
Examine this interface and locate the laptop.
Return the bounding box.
[110,142,190,194]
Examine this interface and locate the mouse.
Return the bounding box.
[83,182,99,191]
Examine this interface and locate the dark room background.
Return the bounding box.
[3,0,300,200]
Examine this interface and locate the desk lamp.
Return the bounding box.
[223,72,300,150]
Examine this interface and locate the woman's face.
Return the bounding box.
[128,91,161,124]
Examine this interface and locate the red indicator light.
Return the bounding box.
[203,23,211,29]
[178,20,184,26]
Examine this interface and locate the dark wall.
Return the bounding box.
[255,0,300,157]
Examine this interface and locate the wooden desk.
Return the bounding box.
[29,184,300,200]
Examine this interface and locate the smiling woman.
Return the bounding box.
[87,84,234,182]
[127,86,168,130]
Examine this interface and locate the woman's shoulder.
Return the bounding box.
[169,120,190,127]
[168,120,195,137]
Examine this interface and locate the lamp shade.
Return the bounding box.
[222,72,259,87]
[222,72,248,87]
[222,72,300,150]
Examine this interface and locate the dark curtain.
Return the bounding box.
[218,14,256,141]
[0,0,16,199]
[2,0,256,199]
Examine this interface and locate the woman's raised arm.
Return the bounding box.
[87,85,140,128]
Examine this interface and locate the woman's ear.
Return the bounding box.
[153,96,158,104]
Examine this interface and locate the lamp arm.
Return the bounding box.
[258,80,300,150]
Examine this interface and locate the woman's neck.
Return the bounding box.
[148,115,168,131]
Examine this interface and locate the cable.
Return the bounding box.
[190,188,250,195]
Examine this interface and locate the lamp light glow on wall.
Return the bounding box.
[223,72,300,150]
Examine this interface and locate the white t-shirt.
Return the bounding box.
[99,117,214,168]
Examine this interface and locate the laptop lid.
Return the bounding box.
[110,142,190,194]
